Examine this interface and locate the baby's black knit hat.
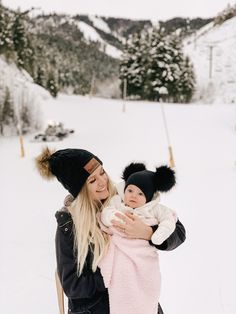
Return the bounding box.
[122,163,176,202]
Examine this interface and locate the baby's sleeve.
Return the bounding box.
[151,204,177,245]
[101,195,125,227]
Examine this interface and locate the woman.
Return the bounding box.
[36,147,186,314]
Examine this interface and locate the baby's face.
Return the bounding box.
[124,184,146,208]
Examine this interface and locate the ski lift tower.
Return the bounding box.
[207,41,218,80]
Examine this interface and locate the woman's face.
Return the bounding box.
[86,165,109,201]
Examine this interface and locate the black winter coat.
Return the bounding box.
[55,211,186,314]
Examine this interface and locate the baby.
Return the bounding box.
[101,162,177,245]
[99,162,177,314]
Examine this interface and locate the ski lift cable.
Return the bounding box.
[160,103,171,145]
[160,102,175,169]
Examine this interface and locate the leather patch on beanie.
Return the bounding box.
[84,158,100,174]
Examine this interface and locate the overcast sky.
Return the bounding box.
[3,0,236,21]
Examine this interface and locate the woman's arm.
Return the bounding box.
[55,211,106,299]
[111,212,186,250]
[150,219,186,251]
[111,212,153,239]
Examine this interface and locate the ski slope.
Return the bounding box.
[0,94,236,314]
[184,17,236,104]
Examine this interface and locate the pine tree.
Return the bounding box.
[0,99,3,135]
[166,34,184,102]
[214,4,236,25]
[120,32,148,98]
[1,87,16,133]
[58,69,71,90]
[178,56,195,103]
[35,66,47,88]
[119,26,196,103]
[0,82,4,135]
[0,5,14,58]
[144,27,173,100]
[46,71,59,97]
[12,11,35,74]
[12,12,26,67]
[20,102,31,134]
[33,43,49,88]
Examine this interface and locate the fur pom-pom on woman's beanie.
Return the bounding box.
[35,147,102,198]
[122,162,176,202]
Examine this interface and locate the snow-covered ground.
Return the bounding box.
[1,94,236,314]
[184,17,236,104]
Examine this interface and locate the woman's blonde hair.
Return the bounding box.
[70,176,116,275]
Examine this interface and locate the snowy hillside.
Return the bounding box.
[184,17,236,104]
[0,56,50,103]
[89,15,111,33]
[55,14,123,59]
[1,94,236,314]
[0,56,50,135]
[0,2,216,101]
[74,19,122,59]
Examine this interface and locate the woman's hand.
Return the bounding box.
[111,211,153,240]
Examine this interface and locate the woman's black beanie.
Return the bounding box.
[36,148,102,198]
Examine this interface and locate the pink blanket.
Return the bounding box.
[99,218,161,314]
